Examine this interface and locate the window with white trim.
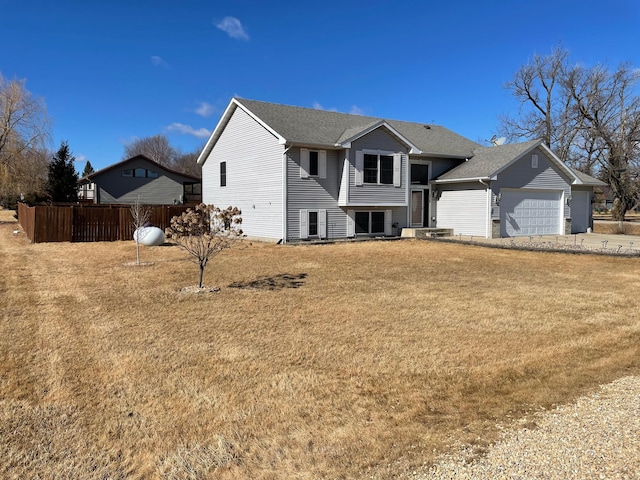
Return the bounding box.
[300,149,326,179]
[347,209,393,236]
[299,209,327,239]
[532,154,538,168]
[355,151,402,187]
[364,153,393,184]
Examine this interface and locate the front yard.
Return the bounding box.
[1,219,639,478]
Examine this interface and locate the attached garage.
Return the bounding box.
[500,189,563,237]
[437,187,489,237]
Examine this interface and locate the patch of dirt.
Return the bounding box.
[228,273,307,290]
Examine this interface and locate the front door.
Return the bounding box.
[411,190,425,227]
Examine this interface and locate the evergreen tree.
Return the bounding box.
[46,141,79,203]
[81,160,95,178]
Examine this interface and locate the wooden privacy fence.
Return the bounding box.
[17,203,192,243]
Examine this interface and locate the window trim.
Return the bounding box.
[347,209,393,236]
[355,150,402,187]
[300,148,327,179]
[220,161,227,187]
[299,209,327,239]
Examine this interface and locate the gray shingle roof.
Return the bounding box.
[436,139,542,180]
[236,98,479,158]
[570,168,607,186]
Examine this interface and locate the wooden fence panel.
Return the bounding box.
[17,203,36,242]
[17,203,193,243]
[33,206,73,242]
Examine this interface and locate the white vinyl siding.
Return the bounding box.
[500,189,562,237]
[437,187,489,237]
[201,106,283,240]
[287,148,343,240]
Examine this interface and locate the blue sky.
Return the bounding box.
[2,0,639,172]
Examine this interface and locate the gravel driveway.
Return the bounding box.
[421,376,640,479]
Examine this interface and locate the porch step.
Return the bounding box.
[401,228,454,239]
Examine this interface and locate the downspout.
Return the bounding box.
[281,144,292,244]
[479,179,491,238]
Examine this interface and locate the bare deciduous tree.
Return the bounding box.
[165,203,243,288]
[123,134,178,168]
[564,63,640,219]
[130,196,152,265]
[500,47,640,220]
[0,74,50,203]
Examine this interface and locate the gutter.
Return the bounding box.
[281,144,292,244]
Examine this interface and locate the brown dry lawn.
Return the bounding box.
[1,210,640,479]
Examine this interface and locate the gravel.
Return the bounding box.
[420,376,640,479]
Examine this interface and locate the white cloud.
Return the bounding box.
[165,123,211,139]
[313,101,364,114]
[215,16,249,41]
[151,56,169,68]
[195,102,216,117]
[312,101,337,112]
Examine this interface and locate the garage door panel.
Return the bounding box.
[501,190,562,237]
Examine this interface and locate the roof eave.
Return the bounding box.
[197,98,288,166]
[338,121,422,154]
[434,176,491,184]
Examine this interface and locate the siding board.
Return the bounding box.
[202,106,284,241]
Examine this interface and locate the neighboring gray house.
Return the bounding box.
[197,98,604,242]
[79,155,201,205]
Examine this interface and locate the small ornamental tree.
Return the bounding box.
[165,203,243,288]
[130,196,152,265]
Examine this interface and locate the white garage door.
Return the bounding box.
[437,188,489,237]
[500,190,562,237]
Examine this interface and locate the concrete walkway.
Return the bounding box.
[444,232,640,254]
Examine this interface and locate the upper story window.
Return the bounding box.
[122,168,159,178]
[355,150,402,187]
[220,161,227,187]
[410,163,430,185]
[300,149,326,179]
[532,154,539,168]
[364,153,393,184]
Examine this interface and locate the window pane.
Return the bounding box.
[122,169,132,177]
[309,151,319,176]
[220,162,226,187]
[411,164,429,185]
[371,211,385,233]
[134,168,146,177]
[308,211,318,236]
[147,170,159,178]
[364,154,378,183]
[355,212,369,234]
[380,155,393,184]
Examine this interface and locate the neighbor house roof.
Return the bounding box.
[197,98,480,165]
[78,155,201,185]
[435,139,605,186]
